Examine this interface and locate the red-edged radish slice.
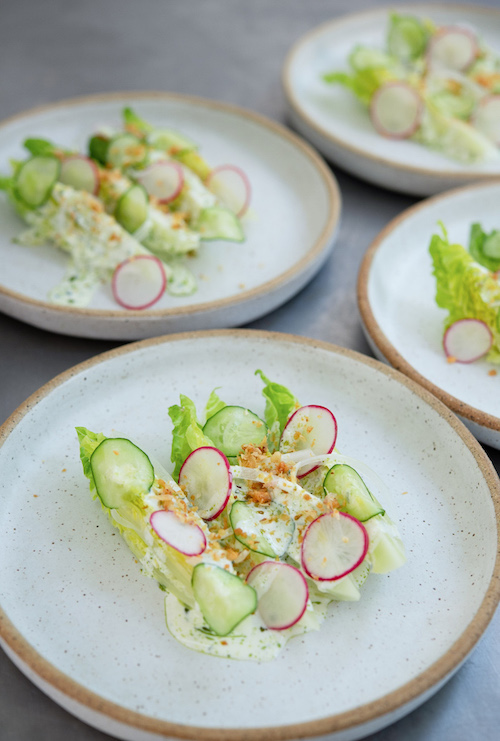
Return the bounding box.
[370,82,423,139]
[60,155,99,195]
[301,512,368,582]
[206,165,251,218]
[443,318,493,363]
[246,561,309,631]
[111,255,166,310]
[178,446,232,521]
[150,510,206,556]
[280,405,337,478]
[472,95,500,146]
[427,26,478,71]
[135,161,184,203]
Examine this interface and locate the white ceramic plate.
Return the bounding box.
[0,330,498,741]
[358,180,500,450]
[0,92,340,339]
[283,4,500,196]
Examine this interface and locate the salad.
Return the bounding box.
[77,370,406,661]
[323,13,500,163]
[430,223,500,364]
[0,107,251,309]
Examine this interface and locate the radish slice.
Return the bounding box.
[60,155,99,195]
[472,95,500,146]
[301,512,369,582]
[178,446,232,521]
[135,161,184,203]
[280,405,337,478]
[443,318,493,363]
[370,82,423,139]
[150,510,206,556]
[428,26,478,71]
[206,165,251,218]
[112,255,166,310]
[246,561,308,630]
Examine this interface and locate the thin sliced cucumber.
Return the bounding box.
[90,437,154,509]
[230,500,294,558]
[89,135,109,165]
[106,133,147,169]
[114,183,149,234]
[387,13,429,61]
[14,155,60,208]
[323,464,384,522]
[192,563,257,636]
[194,206,244,242]
[147,128,198,155]
[203,406,267,458]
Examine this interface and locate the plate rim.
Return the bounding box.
[1,328,499,740]
[357,178,500,435]
[0,91,341,320]
[282,3,500,182]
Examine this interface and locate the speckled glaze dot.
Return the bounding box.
[359,181,500,450]
[0,330,499,741]
[283,7,500,196]
[0,93,339,341]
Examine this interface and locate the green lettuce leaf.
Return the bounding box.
[322,67,395,105]
[255,369,299,452]
[23,138,58,156]
[168,394,215,480]
[386,13,431,62]
[75,426,107,494]
[429,227,500,363]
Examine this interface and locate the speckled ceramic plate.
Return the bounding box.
[358,180,500,450]
[0,330,498,741]
[283,4,500,196]
[0,93,340,339]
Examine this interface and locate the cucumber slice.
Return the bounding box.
[202,406,267,458]
[192,563,257,636]
[88,135,109,165]
[106,133,147,169]
[147,128,198,155]
[323,464,384,522]
[230,500,294,558]
[387,14,428,61]
[114,183,149,234]
[14,155,60,208]
[90,438,154,509]
[194,206,244,242]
